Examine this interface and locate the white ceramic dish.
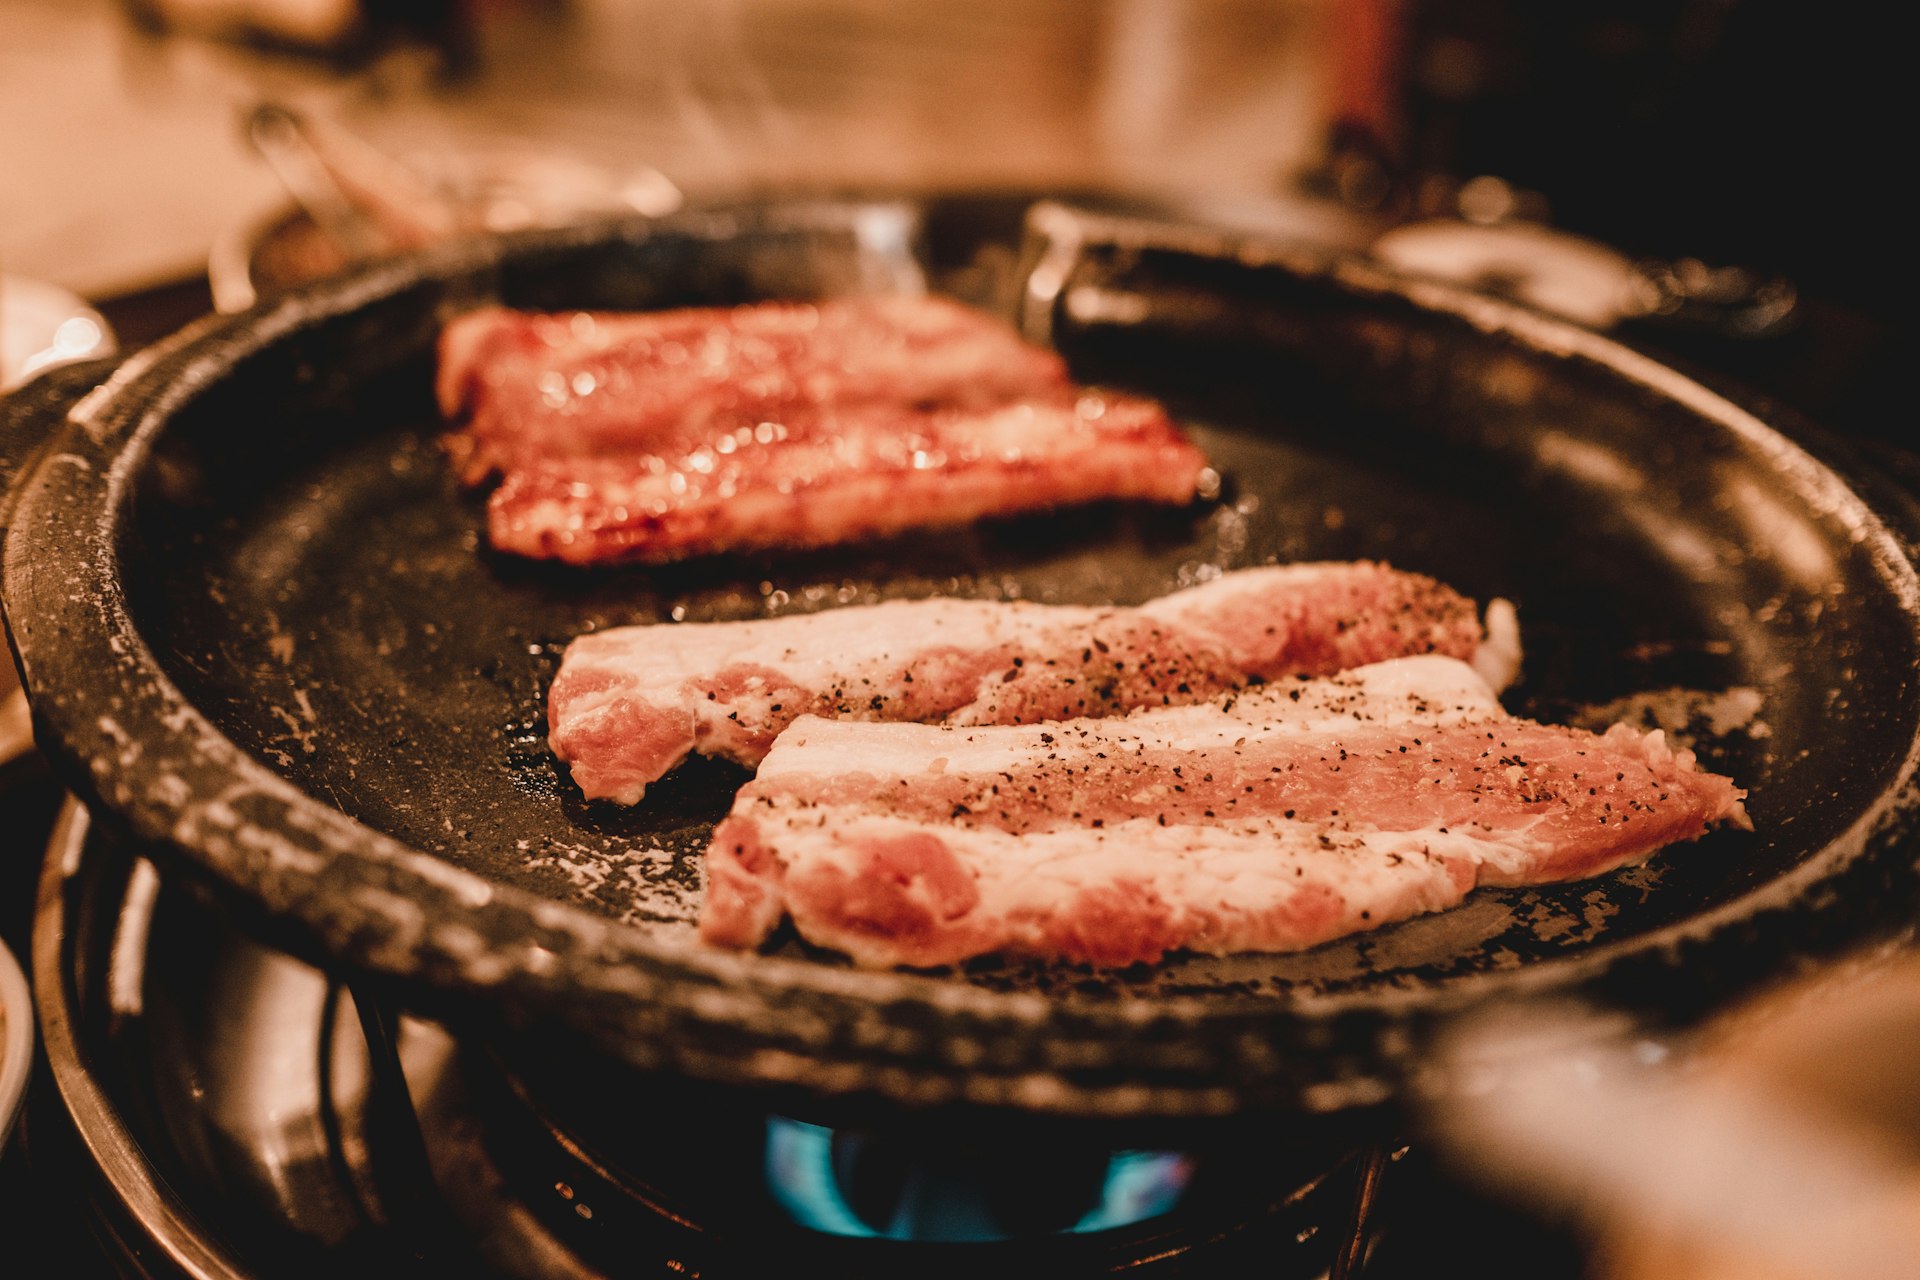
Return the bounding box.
[0,934,30,1150]
[1,274,115,391]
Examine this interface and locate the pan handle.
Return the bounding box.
[0,356,123,540]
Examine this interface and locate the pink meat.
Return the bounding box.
[437,296,1207,564]
[699,656,1748,968]
[704,814,1486,969]
[438,297,1070,480]
[484,389,1203,564]
[549,562,1509,805]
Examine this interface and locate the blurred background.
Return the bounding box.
[3,0,1342,296]
[3,0,1906,431]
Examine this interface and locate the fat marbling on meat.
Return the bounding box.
[700,656,1747,968]
[438,296,1209,563]
[548,561,1521,804]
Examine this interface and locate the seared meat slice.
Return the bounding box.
[700,656,1747,967]
[483,389,1204,564]
[438,297,1071,481]
[438,297,1208,563]
[549,562,1516,804]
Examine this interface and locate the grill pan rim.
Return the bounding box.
[6,197,1919,1117]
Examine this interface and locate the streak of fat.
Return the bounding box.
[1473,598,1523,694]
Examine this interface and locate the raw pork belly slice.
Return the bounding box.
[549,561,1516,804]
[438,296,1209,564]
[700,656,1748,968]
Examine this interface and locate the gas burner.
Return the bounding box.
[472,1033,1380,1278]
[28,799,1395,1279]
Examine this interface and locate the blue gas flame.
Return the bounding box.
[763,1117,1197,1241]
